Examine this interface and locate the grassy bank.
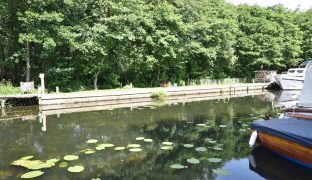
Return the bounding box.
[0,82,22,95]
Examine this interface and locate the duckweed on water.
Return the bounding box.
[21,170,44,179]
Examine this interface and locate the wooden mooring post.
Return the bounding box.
[1,99,5,109]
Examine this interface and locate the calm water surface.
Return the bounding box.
[1,93,312,179]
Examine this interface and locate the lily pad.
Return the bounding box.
[127,144,141,148]
[219,125,227,128]
[136,137,145,141]
[208,140,217,144]
[129,148,142,152]
[183,144,194,148]
[239,129,247,132]
[170,164,186,169]
[20,156,34,160]
[213,147,223,151]
[114,147,126,151]
[85,150,95,154]
[96,146,105,151]
[63,155,79,161]
[21,170,44,179]
[86,139,98,144]
[195,147,207,152]
[207,158,222,163]
[68,165,84,173]
[46,158,60,164]
[161,146,173,150]
[98,143,114,148]
[241,124,249,127]
[143,139,153,142]
[11,160,54,170]
[186,158,200,164]
[162,142,173,146]
[212,168,231,176]
[196,124,206,127]
[58,162,68,168]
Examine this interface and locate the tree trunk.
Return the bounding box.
[26,42,31,82]
[94,70,100,90]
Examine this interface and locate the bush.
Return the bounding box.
[0,81,22,95]
[151,90,168,100]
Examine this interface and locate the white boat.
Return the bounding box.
[275,60,312,90]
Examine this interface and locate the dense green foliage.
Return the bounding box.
[0,0,311,91]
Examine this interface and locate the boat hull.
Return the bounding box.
[254,131,312,168]
[276,77,304,90]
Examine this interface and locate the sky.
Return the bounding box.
[225,0,312,11]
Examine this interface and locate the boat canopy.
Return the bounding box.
[298,61,312,107]
[251,118,312,148]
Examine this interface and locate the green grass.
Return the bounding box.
[0,82,22,95]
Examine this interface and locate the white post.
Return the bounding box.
[39,73,45,94]
[56,86,59,93]
[1,100,5,109]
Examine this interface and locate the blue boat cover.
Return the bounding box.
[251,118,312,148]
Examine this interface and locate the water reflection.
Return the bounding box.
[249,147,312,179]
[0,92,308,179]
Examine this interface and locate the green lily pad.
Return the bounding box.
[96,146,105,151]
[46,158,60,164]
[241,124,248,127]
[114,147,126,151]
[85,150,95,154]
[213,147,223,151]
[127,144,141,148]
[183,144,194,148]
[58,162,68,168]
[20,156,34,160]
[219,125,227,128]
[195,147,207,152]
[11,160,54,170]
[21,170,44,179]
[98,143,114,148]
[170,164,186,169]
[162,142,173,146]
[68,165,84,173]
[207,158,222,163]
[86,139,98,144]
[143,139,153,142]
[161,146,173,150]
[239,129,247,132]
[204,125,211,128]
[212,168,231,176]
[196,124,206,127]
[136,137,145,141]
[129,148,142,152]
[63,155,79,161]
[208,140,217,144]
[186,158,200,164]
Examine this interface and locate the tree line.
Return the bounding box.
[1,0,312,91]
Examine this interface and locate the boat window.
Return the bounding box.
[288,70,295,73]
[297,70,304,74]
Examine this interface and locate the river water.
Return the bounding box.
[0,92,311,179]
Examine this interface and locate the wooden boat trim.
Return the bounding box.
[285,108,312,113]
[284,112,312,120]
[254,131,312,166]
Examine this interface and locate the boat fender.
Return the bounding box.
[249,131,258,147]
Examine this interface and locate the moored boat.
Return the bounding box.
[250,62,312,168]
[275,60,312,90]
